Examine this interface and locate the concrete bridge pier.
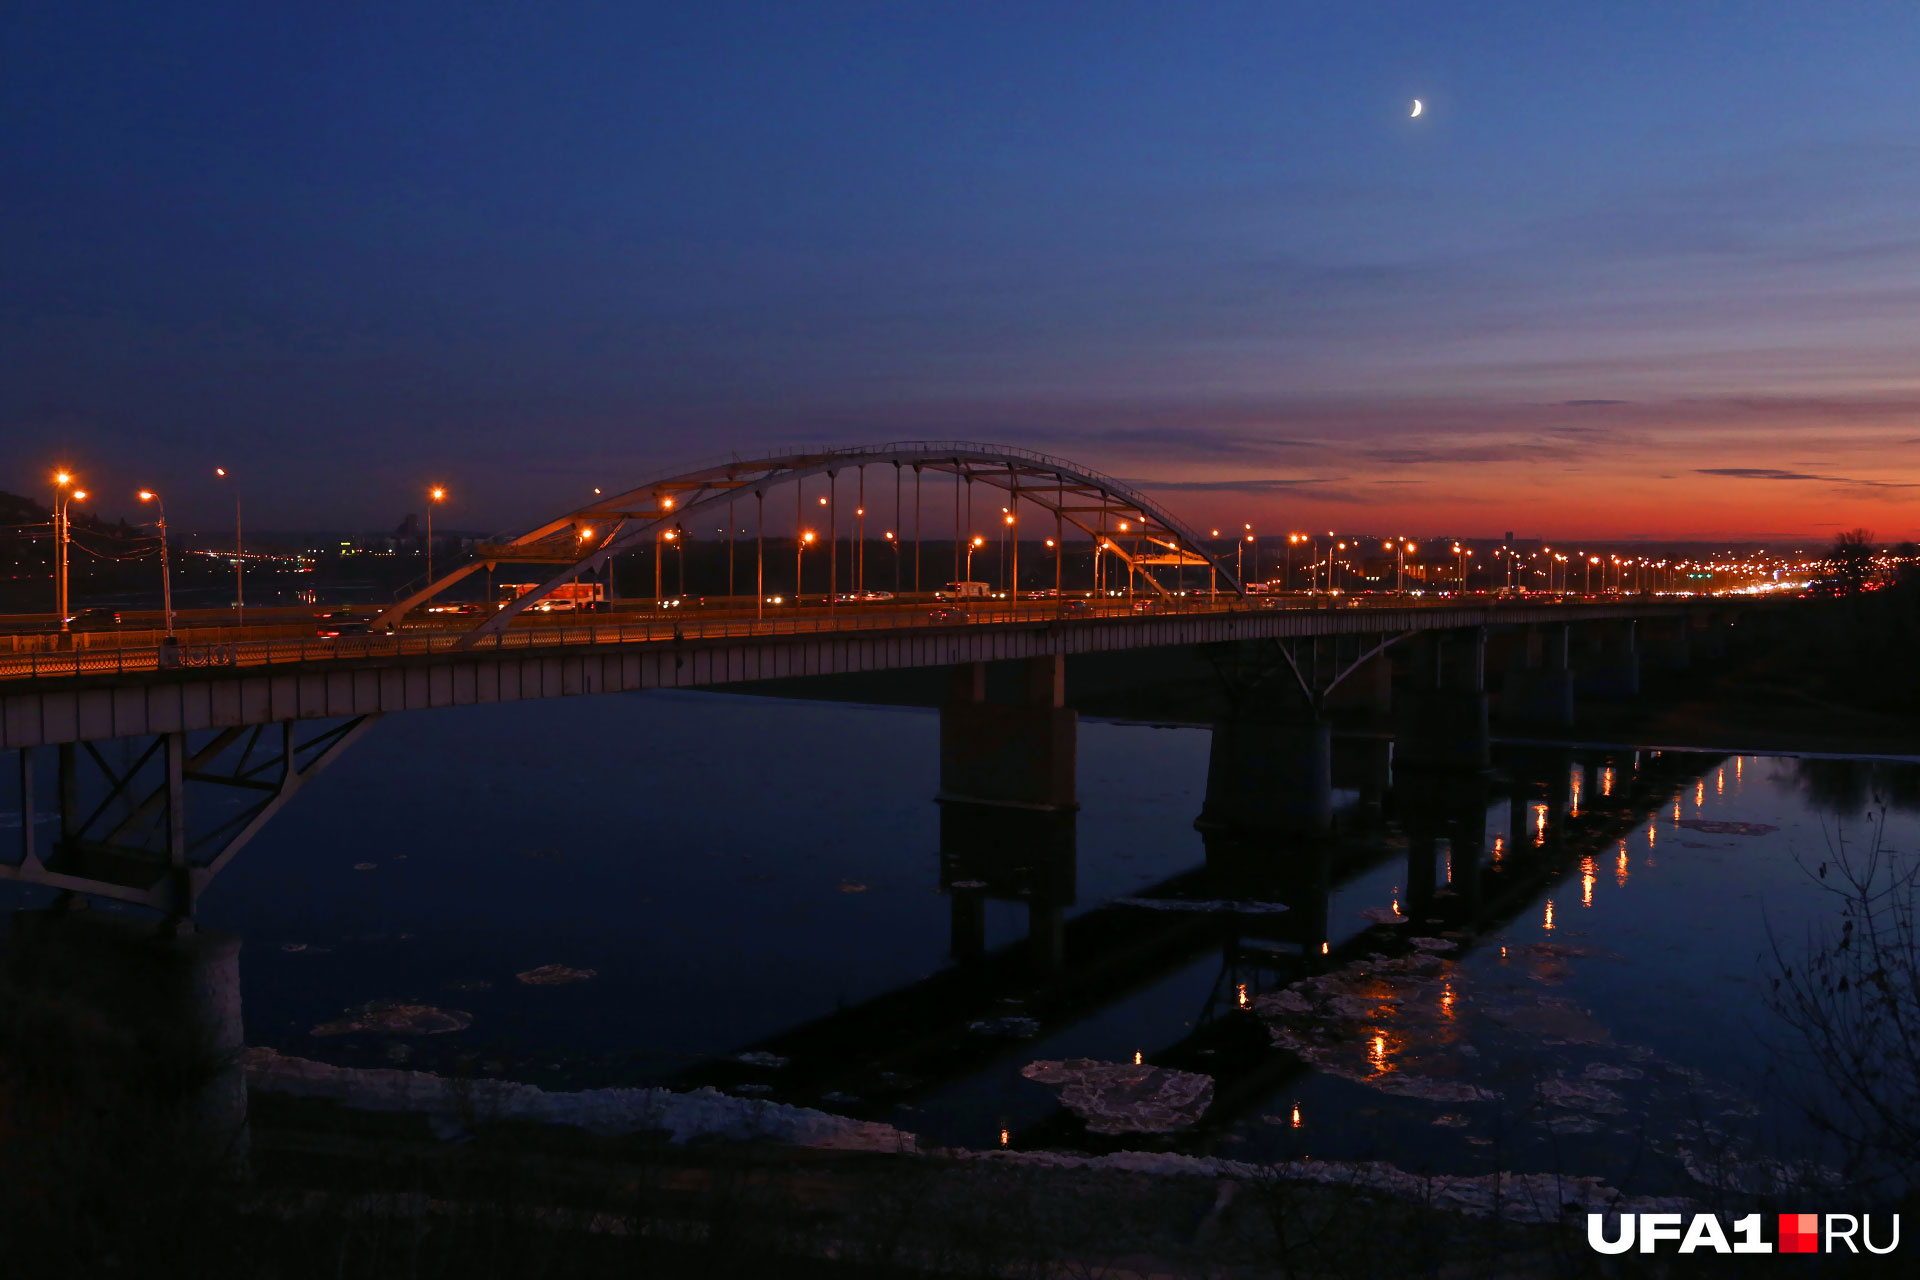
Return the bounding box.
[938,800,1077,969]
[1443,773,1492,913]
[1405,823,1440,919]
[1197,716,1333,838]
[1500,624,1576,727]
[1507,790,1532,859]
[2,905,247,1172]
[1397,628,1491,774]
[1323,648,1393,721]
[1639,617,1693,674]
[1333,736,1393,828]
[938,655,1077,811]
[1577,620,1641,699]
[1543,748,1577,842]
[1200,828,1332,964]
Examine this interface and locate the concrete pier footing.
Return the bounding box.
[1198,717,1333,837]
[938,656,1077,811]
[2,907,247,1169]
[1397,690,1492,773]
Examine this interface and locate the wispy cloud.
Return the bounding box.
[1696,467,1917,490]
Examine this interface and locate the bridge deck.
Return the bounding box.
[1,600,1714,750]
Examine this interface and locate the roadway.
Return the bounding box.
[0,590,1725,684]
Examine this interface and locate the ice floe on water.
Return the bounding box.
[1020,1059,1213,1134]
[1676,819,1777,836]
[245,1048,916,1150]
[310,1002,472,1037]
[736,1051,789,1069]
[1581,1062,1644,1082]
[1538,1077,1626,1115]
[515,964,597,985]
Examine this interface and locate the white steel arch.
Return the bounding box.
[374,441,1248,642]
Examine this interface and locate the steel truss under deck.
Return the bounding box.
[4,717,379,920]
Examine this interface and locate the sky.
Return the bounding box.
[4,1,1919,539]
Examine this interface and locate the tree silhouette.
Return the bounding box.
[1826,528,1876,597]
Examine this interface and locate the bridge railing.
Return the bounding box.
[0,593,1704,685]
[0,594,1270,681]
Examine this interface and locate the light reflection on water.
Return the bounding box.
[5,689,1913,1195]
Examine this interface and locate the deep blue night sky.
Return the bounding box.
[6,2,1919,537]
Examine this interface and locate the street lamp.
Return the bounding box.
[1244,523,1257,584]
[137,490,175,640]
[965,534,985,593]
[1587,555,1599,595]
[214,467,244,626]
[672,527,687,595]
[855,505,866,594]
[796,529,816,604]
[884,529,900,593]
[426,485,446,590]
[51,471,84,629]
[1002,509,1015,593]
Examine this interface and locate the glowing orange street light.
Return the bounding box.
[137,489,175,639]
[424,485,448,588]
[795,529,816,604]
[51,470,85,628]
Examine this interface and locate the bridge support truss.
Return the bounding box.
[5,716,379,920]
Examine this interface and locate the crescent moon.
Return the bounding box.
[1410,99,1423,118]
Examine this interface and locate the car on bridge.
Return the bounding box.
[65,607,123,632]
[938,581,991,600]
[315,613,371,639]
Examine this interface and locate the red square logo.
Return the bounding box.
[1779,1213,1819,1254]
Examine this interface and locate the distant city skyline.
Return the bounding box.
[5,2,1917,538]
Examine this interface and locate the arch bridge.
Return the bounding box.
[375,441,1245,640]
[2,441,1744,923]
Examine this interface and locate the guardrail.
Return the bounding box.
[0,593,1709,684]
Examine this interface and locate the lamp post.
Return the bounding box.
[1001,509,1015,594]
[1586,555,1598,595]
[1244,524,1257,584]
[51,471,85,629]
[137,490,175,640]
[796,530,815,604]
[965,535,984,599]
[426,486,446,591]
[856,505,866,594]
[884,530,899,593]
[215,467,242,626]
